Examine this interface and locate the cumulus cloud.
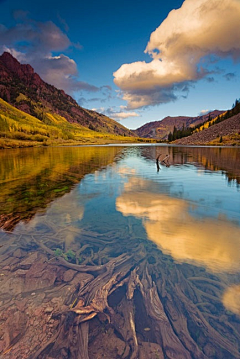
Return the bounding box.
[2,46,27,62]
[31,54,99,93]
[111,112,140,119]
[0,17,98,94]
[0,19,71,53]
[114,0,240,109]
[104,106,140,120]
[89,106,140,120]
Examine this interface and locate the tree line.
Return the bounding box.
[167,115,211,142]
[168,98,240,142]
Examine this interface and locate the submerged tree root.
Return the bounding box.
[28,258,240,359]
[1,234,240,359]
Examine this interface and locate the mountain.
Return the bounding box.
[0,52,134,137]
[134,111,224,140]
[172,113,240,146]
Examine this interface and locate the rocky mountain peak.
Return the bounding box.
[0,51,20,68]
[0,52,43,88]
[0,52,134,137]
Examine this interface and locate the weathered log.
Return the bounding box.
[1,228,240,359]
[175,285,240,358]
[112,297,139,359]
[138,268,192,359]
[163,292,207,359]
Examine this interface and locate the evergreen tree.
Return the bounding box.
[168,132,173,142]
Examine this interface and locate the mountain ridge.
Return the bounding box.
[172,113,240,146]
[0,52,239,147]
[0,52,134,137]
[134,111,224,140]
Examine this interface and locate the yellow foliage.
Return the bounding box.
[16,93,29,103]
[194,111,228,133]
[0,98,144,148]
[45,113,68,124]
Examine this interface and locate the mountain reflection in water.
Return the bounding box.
[0,146,123,230]
[0,145,240,359]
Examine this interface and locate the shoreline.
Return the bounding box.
[0,137,157,150]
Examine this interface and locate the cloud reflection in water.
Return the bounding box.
[116,177,240,274]
[222,285,240,316]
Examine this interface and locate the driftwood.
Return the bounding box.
[161,154,170,166]
[156,154,161,171]
[137,268,192,359]
[1,228,240,359]
[156,154,170,171]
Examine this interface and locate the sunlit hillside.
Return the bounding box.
[0,52,137,145]
[0,98,140,148]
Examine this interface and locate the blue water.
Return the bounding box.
[0,144,240,358]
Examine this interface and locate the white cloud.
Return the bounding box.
[91,107,105,113]
[92,106,140,120]
[31,54,99,93]
[111,111,140,119]
[114,0,240,109]
[0,19,71,54]
[0,18,99,94]
[2,46,27,62]
[199,109,210,115]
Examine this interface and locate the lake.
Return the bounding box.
[0,144,240,359]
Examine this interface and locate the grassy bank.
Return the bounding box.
[0,98,152,148]
[0,135,147,149]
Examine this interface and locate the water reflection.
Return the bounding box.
[23,189,85,248]
[0,146,123,230]
[116,177,240,273]
[222,285,240,315]
[139,145,240,185]
[0,145,240,359]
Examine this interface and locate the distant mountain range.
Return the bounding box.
[0,52,239,148]
[134,111,224,140]
[0,52,133,137]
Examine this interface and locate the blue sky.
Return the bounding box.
[0,0,240,129]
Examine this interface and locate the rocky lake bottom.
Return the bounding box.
[0,144,240,359]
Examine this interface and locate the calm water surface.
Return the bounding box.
[0,145,240,358]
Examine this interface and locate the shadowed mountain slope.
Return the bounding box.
[173,113,240,146]
[0,52,134,137]
[134,111,224,140]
